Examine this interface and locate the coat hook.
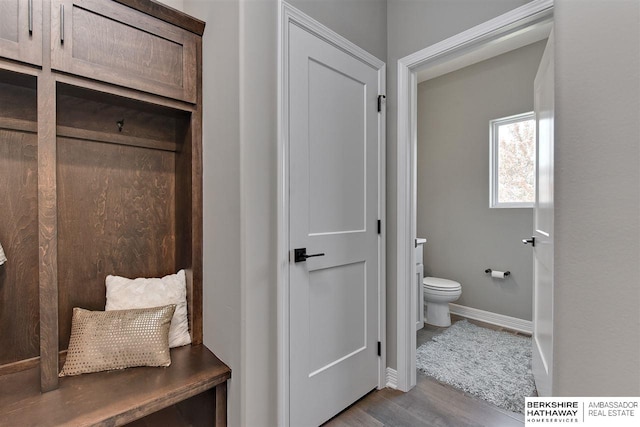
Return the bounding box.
[116,119,124,132]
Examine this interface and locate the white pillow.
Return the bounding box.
[105,270,191,348]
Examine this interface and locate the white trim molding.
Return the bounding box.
[395,0,553,393]
[385,368,398,389]
[278,2,386,426]
[449,304,533,334]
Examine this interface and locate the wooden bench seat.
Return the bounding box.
[0,345,230,427]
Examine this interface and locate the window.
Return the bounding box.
[490,112,536,208]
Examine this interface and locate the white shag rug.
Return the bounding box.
[416,320,536,413]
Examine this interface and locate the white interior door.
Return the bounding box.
[288,22,382,427]
[531,31,554,397]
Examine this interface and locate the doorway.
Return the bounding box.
[278,3,386,426]
[395,0,553,393]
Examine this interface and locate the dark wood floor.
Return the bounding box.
[324,316,527,427]
[323,372,524,427]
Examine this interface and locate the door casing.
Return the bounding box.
[277,2,386,426]
[395,0,554,392]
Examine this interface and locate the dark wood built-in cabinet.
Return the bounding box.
[0,1,230,425]
[0,0,43,66]
[51,0,198,103]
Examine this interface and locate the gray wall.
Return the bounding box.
[417,41,546,321]
[157,0,183,10]
[386,0,531,369]
[553,0,640,395]
[288,0,387,60]
[179,0,243,424]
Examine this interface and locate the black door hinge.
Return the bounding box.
[377,341,381,357]
[377,95,386,112]
[377,219,381,234]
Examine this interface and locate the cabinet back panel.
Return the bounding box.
[57,90,182,148]
[0,129,39,366]
[0,81,37,124]
[56,137,176,350]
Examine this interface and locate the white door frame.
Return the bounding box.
[395,0,554,392]
[277,2,386,426]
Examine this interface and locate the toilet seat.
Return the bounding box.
[423,276,461,292]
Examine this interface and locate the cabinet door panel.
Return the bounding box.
[51,0,197,103]
[0,0,42,66]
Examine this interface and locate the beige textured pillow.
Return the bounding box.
[59,305,176,377]
[105,270,191,348]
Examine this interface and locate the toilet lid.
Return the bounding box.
[423,276,461,290]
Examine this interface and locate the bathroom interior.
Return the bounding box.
[413,38,548,411]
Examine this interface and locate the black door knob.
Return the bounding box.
[294,248,325,263]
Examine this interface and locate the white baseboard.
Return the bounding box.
[448,303,532,334]
[385,367,398,389]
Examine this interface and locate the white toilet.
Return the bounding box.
[423,276,462,327]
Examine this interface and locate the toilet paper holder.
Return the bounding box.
[485,268,510,277]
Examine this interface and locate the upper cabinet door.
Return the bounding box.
[51,0,198,103]
[0,0,43,66]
